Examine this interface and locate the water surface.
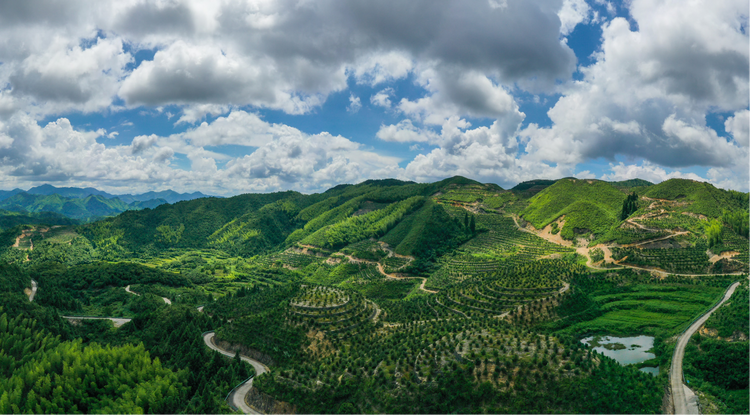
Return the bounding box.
[580,335,656,366]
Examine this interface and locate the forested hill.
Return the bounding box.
[78,176,494,260]
[0,185,213,222]
[1,175,748,414]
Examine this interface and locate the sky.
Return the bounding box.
[0,0,747,196]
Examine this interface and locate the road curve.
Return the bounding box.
[62,316,132,328]
[125,285,172,305]
[203,331,269,414]
[28,279,38,302]
[671,281,740,415]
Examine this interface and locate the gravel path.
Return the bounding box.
[62,316,132,328]
[27,279,38,302]
[125,285,172,305]
[203,332,269,414]
[670,281,740,415]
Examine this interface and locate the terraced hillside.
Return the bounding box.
[1,176,747,414]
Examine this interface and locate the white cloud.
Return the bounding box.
[347,94,362,113]
[601,161,706,184]
[0,0,746,194]
[398,69,522,125]
[558,0,591,36]
[352,51,413,86]
[131,135,158,154]
[725,110,749,147]
[0,110,404,194]
[377,119,436,143]
[520,0,748,173]
[370,88,393,109]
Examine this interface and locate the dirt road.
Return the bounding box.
[337,253,438,294]
[670,281,740,415]
[62,316,132,328]
[27,279,38,302]
[203,332,269,414]
[125,285,172,305]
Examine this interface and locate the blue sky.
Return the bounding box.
[0,0,747,196]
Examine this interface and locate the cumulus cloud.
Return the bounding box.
[0,110,403,194]
[558,0,591,35]
[131,135,158,154]
[521,0,748,173]
[0,0,578,121]
[0,0,746,194]
[399,69,522,124]
[370,88,394,109]
[377,120,436,143]
[600,161,706,184]
[725,110,749,147]
[347,94,362,113]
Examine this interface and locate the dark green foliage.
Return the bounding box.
[0,262,29,293]
[118,306,255,413]
[608,178,654,190]
[303,197,425,249]
[620,192,639,220]
[254,318,661,414]
[402,203,470,274]
[23,236,98,266]
[0,310,188,414]
[511,179,558,198]
[723,209,749,238]
[684,335,749,414]
[706,220,723,247]
[0,210,77,231]
[686,337,748,390]
[34,262,191,291]
[703,282,749,338]
[0,193,135,221]
[81,191,305,256]
[643,179,746,218]
[522,179,626,239]
[207,283,306,363]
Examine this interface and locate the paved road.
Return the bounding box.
[203,331,269,414]
[671,281,740,415]
[28,279,38,302]
[62,316,132,328]
[125,284,172,305]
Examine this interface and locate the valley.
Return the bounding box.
[0,176,747,414]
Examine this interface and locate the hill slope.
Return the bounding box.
[642,178,747,217]
[0,193,134,221]
[521,179,627,239]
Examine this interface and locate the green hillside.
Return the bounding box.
[0,193,135,221]
[511,179,558,197]
[608,178,654,190]
[0,210,77,230]
[1,175,747,414]
[521,179,627,239]
[642,178,747,218]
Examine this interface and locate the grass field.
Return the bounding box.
[561,284,725,336]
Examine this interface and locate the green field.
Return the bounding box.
[558,283,726,336]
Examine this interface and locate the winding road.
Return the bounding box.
[670,281,740,415]
[336,252,438,293]
[27,279,38,302]
[62,316,132,327]
[203,331,269,414]
[125,285,172,305]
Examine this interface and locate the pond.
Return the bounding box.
[580,335,658,375]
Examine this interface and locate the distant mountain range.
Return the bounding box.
[0,184,212,222]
